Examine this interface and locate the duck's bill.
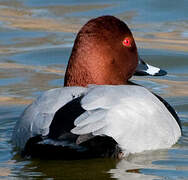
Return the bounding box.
[134,56,167,76]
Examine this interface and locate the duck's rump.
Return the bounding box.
[22,134,121,159]
[22,95,122,159]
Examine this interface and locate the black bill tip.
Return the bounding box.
[134,56,167,76]
[153,69,167,76]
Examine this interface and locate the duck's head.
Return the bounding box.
[64,16,166,87]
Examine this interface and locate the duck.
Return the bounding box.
[12,15,181,159]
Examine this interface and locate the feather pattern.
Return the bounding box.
[12,85,181,155]
[12,87,86,149]
[72,85,181,154]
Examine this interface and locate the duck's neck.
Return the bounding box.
[64,63,129,87]
[64,56,132,87]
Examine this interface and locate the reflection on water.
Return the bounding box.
[0,0,188,179]
[12,157,117,179]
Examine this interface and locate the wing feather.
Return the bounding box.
[74,109,106,126]
[12,87,86,149]
[72,85,181,154]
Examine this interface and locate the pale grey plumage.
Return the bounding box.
[12,85,181,155]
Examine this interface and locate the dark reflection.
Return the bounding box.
[12,154,118,180]
[11,148,171,180]
[126,169,140,173]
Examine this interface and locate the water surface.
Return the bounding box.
[0,0,188,179]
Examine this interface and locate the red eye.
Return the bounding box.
[122,38,131,47]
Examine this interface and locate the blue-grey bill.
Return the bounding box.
[134,56,167,76]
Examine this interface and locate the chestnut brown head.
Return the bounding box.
[64,16,138,87]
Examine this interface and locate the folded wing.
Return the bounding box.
[72,85,181,154]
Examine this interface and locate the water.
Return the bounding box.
[0,0,188,179]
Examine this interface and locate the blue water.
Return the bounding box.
[0,0,188,179]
